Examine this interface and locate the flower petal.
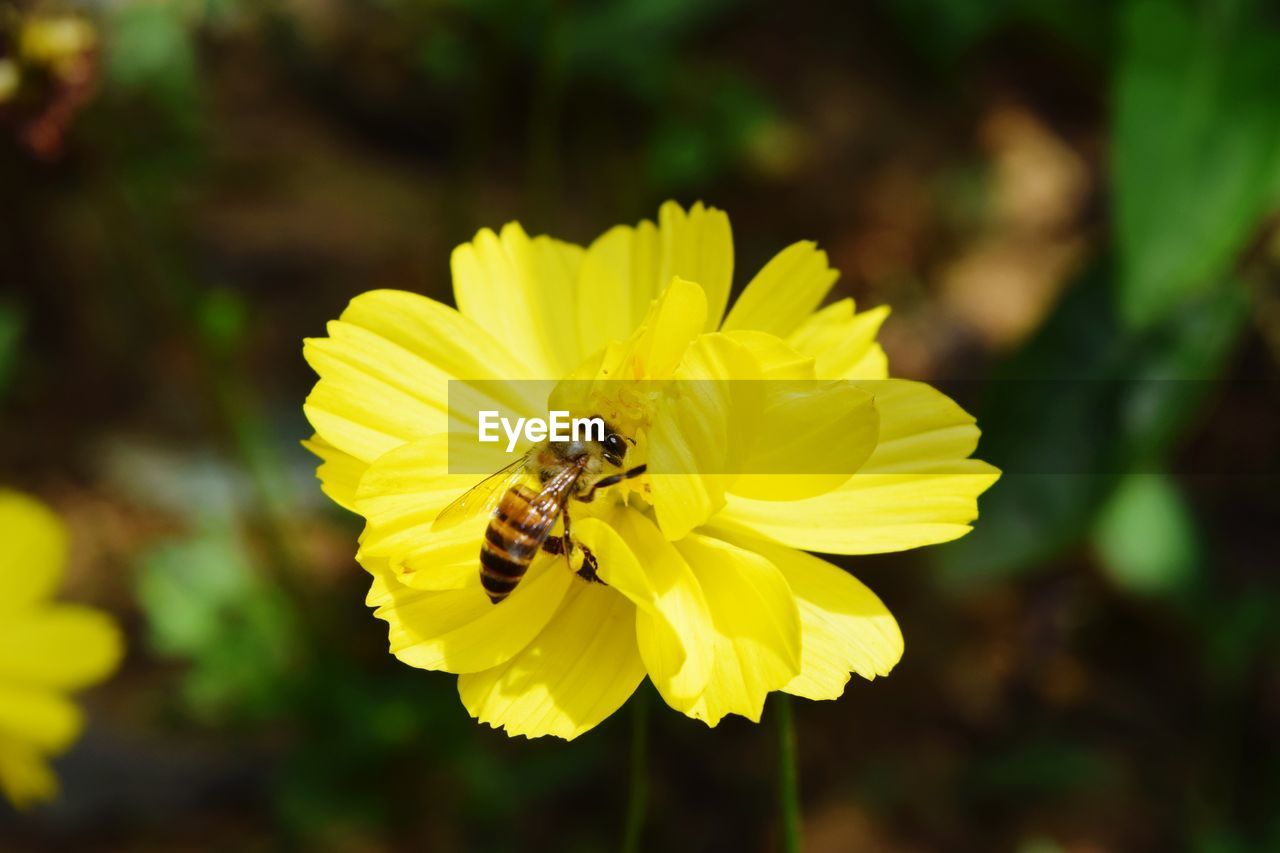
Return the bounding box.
[575,510,715,705]
[710,380,1000,554]
[657,201,734,332]
[0,490,65,613]
[574,220,662,358]
[0,733,58,808]
[673,534,801,725]
[369,558,571,674]
[648,331,759,539]
[787,299,891,380]
[850,378,985,472]
[599,276,708,382]
[720,330,816,380]
[729,380,879,502]
[721,241,839,338]
[354,436,484,560]
[576,201,733,355]
[301,435,367,514]
[458,582,645,740]
[717,532,903,700]
[452,223,586,375]
[303,289,534,464]
[0,606,123,690]
[0,684,81,752]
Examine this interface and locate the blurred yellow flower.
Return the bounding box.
[0,59,18,103]
[19,16,97,73]
[0,491,123,807]
[304,202,999,739]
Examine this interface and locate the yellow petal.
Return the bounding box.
[721,241,839,337]
[0,733,58,809]
[0,684,81,752]
[353,436,485,563]
[576,201,734,355]
[720,330,816,380]
[574,220,662,358]
[657,201,734,332]
[458,581,645,740]
[729,380,879,502]
[339,288,535,380]
[710,381,1000,554]
[0,490,66,613]
[388,528,485,592]
[0,606,123,690]
[369,558,571,674]
[452,223,586,376]
[647,332,759,539]
[674,534,801,725]
[600,276,708,381]
[574,511,715,705]
[787,299,890,380]
[304,289,533,464]
[301,435,367,514]
[851,378,984,472]
[718,532,902,700]
[714,464,1001,554]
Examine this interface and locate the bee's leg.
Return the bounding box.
[575,464,647,503]
[551,506,605,585]
[576,544,603,584]
[559,506,575,574]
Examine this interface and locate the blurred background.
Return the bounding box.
[2,0,1279,850]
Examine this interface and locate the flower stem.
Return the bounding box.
[775,693,802,853]
[620,686,650,853]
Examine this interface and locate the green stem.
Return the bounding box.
[776,694,802,853]
[620,686,650,853]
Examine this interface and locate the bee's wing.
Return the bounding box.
[517,466,584,547]
[432,456,530,531]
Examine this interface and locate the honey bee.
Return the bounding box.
[433,419,646,603]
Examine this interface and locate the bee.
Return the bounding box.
[433,419,646,604]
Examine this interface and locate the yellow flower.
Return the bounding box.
[303,202,999,739]
[0,491,123,807]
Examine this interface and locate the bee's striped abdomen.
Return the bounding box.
[479,484,559,603]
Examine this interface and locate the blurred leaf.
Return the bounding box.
[136,524,299,721]
[646,74,775,189]
[1092,473,1199,596]
[1114,0,1280,328]
[105,1,199,100]
[198,288,248,357]
[937,260,1246,582]
[562,0,737,93]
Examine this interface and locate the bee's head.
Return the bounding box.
[596,419,633,468]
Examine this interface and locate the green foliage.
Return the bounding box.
[135,523,300,721]
[559,0,738,93]
[1092,473,1200,596]
[887,0,1115,63]
[105,1,199,102]
[198,288,249,358]
[1114,0,1280,328]
[937,263,1246,582]
[647,74,775,191]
